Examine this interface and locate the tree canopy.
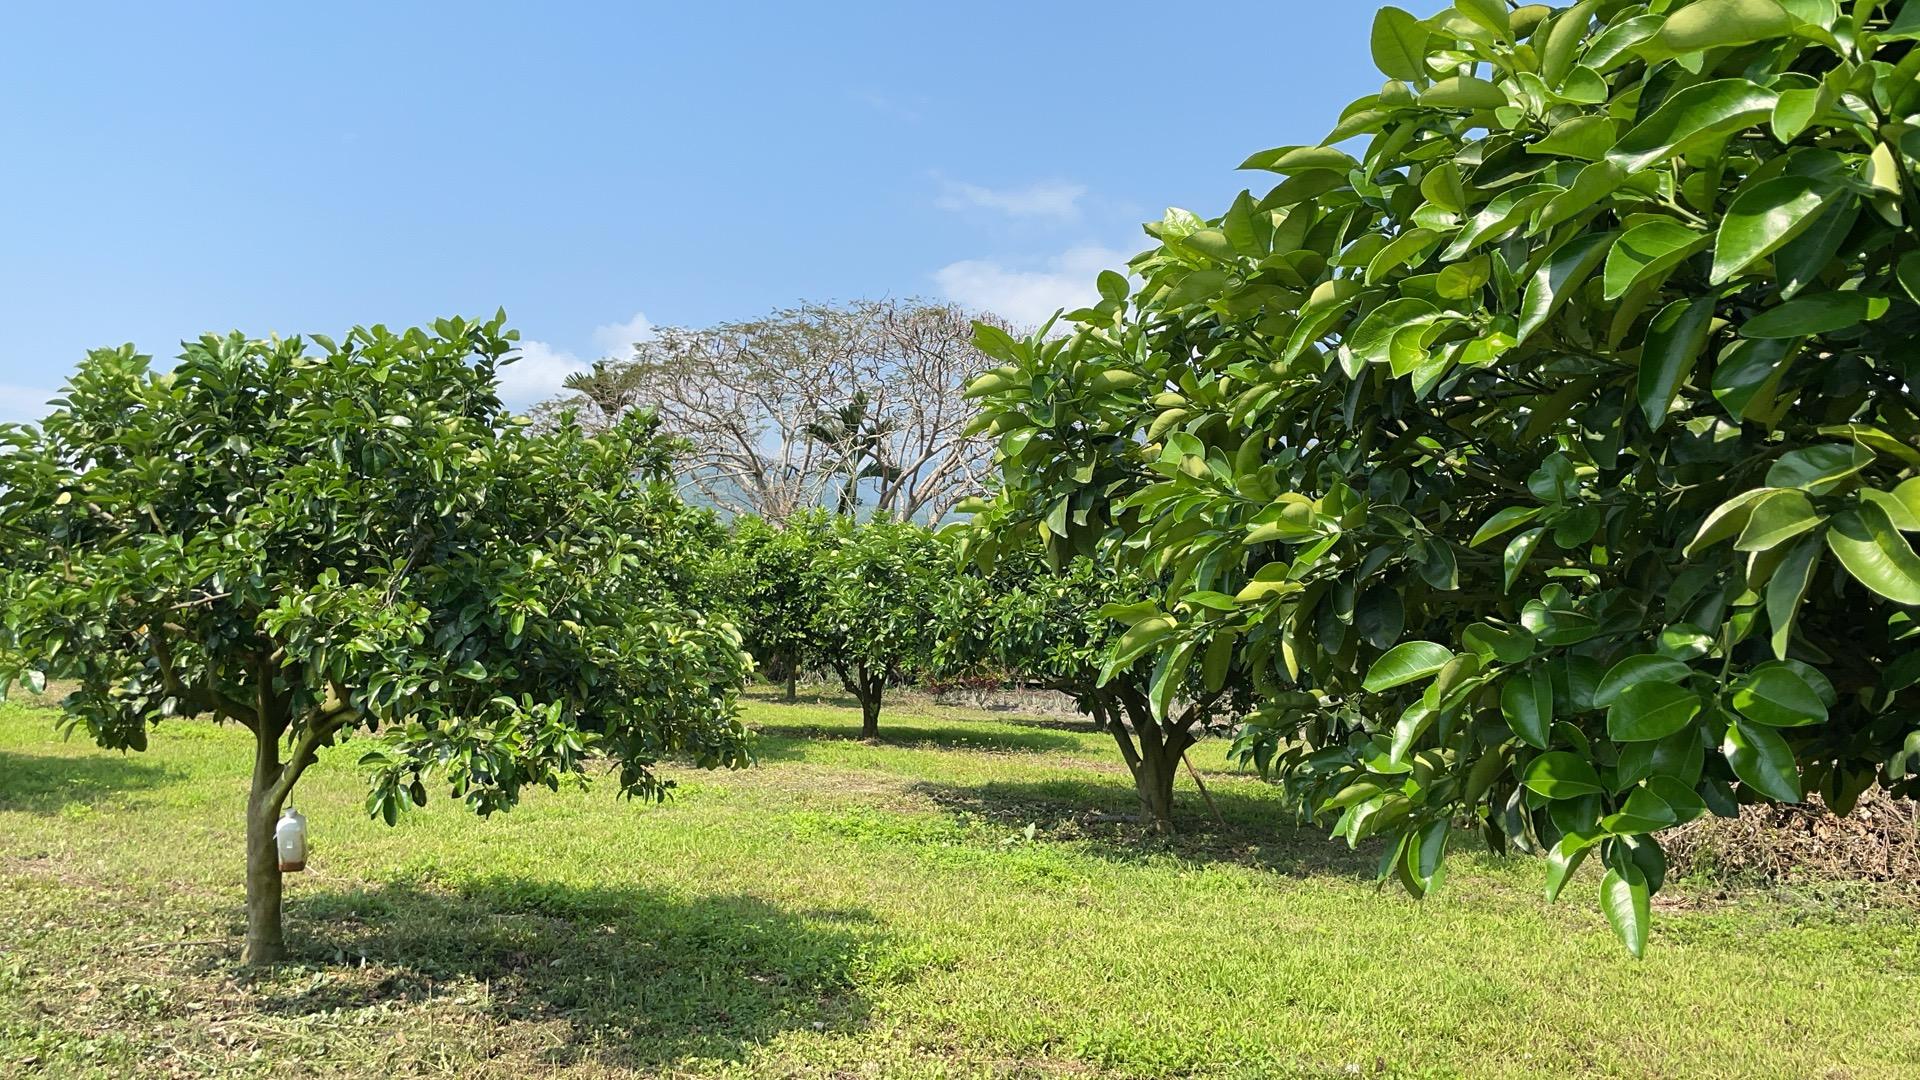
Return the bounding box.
[539,300,1006,522]
[963,0,1920,953]
[0,315,750,962]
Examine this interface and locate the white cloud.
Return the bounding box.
[496,311,654,411]
[0,383,58,427]
[935,178,1086,221]
[496,339,591,411]
[934,245,1130,330]
[589,312,655,356]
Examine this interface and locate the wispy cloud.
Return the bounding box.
[935,177,1087,221]
[497,339,591,411]
[590,312,655,356]
[498,311,655,411]
[933,245,1131,330]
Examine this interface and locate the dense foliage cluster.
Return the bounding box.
[941,507,1253,827]
[0,316,750,961]
[964,0,1920,951]
[720,512,950,736]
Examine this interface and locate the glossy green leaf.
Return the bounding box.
[1733,489,1822,551]
[1603,219,1710,301]
[1594,654,1693,707]
[1362,640,1453,692]
[1656,0,1795,52]
[1740,292,1890,338]
[1500,667,1554,749]
[1371,6,1431,81]
[1766,534,1821,659]
[1606,79,1778,174]
[1422,75,1507,110]
[1523,751,1606,799]
[1827,503,1920,605]
[1601,865,1651,958]
[1608,681,1702,742]
[1637,297,1715,428]
[1504,527,1547,593]
[1731,663,1828,727]
[1711,174,1838,284]
[1518,232,1615,342]
[1723,717,1803,801]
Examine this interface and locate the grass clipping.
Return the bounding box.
[1665,786,1920,889]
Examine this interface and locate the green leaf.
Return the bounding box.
[1528,115,1616,160]
[1545,834,1594,902]
[1518,232,1615,342]
[1827,503,1920,605]
[1601,865,1651,958]
[1238,145,1359,174]
[1766,534,1822,659]
[1603,786,1678,834]
[1723,717,1803,801]
[1764,443,1869,494]
[1731,663,1828,727]
[1863,479,1920,531]
[1739,292,1890,338]
[1454,0,1511,36]
[1711,174,1838,284]
[1711,337,1795,421]
[1656,0,1795,52]
[1363,641,1454,692]
[1504,527,1547,593]
[454,660,488,681]
[1422,76,1507,110]
[1607,681,1703,742]
[1606,79,1778,174]
[1686,487,1776,555]
[1733,489,1823,551]
[1470,505,1544,547]
[1774,196,1860,298]
[1603,219,1710,301]
[1370,6,1431,81]
[1637,297,1715,428]
[1594,654,1693,707]
[1646,776,1707,825]
[1500,667,1554,749]
[1523,751,1606,799]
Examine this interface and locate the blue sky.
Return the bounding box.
[0,1,1441,421]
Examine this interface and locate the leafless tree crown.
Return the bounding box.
[529,299,1004,523]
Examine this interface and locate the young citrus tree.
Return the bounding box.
[809,515,950,737]
[964,0,1920,952]
[721,513,830,701]
[0,316,750,963]
[938,517,1251,829]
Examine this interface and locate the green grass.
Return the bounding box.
[2,686,1917,1079]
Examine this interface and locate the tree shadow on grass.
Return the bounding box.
[253,877,881,1072]
[749,720,1087,761]
[908,774,1383,881]
[0,749,172,815]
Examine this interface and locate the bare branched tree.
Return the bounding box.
[531,299,1003,523]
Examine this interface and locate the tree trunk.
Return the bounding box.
[784,660,798,703]
[1107,691,1192,833]
[242,728,287,965]
[859,691,881,739]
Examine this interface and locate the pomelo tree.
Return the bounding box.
[941,507,1252,829]
[963,0,1920,952]
[809,515,949,738]
[0,315,750,963]
[719,513,824,701]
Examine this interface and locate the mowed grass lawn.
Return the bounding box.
[2,688,1917,1079]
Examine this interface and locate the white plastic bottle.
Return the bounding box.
[275,807,308,872]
